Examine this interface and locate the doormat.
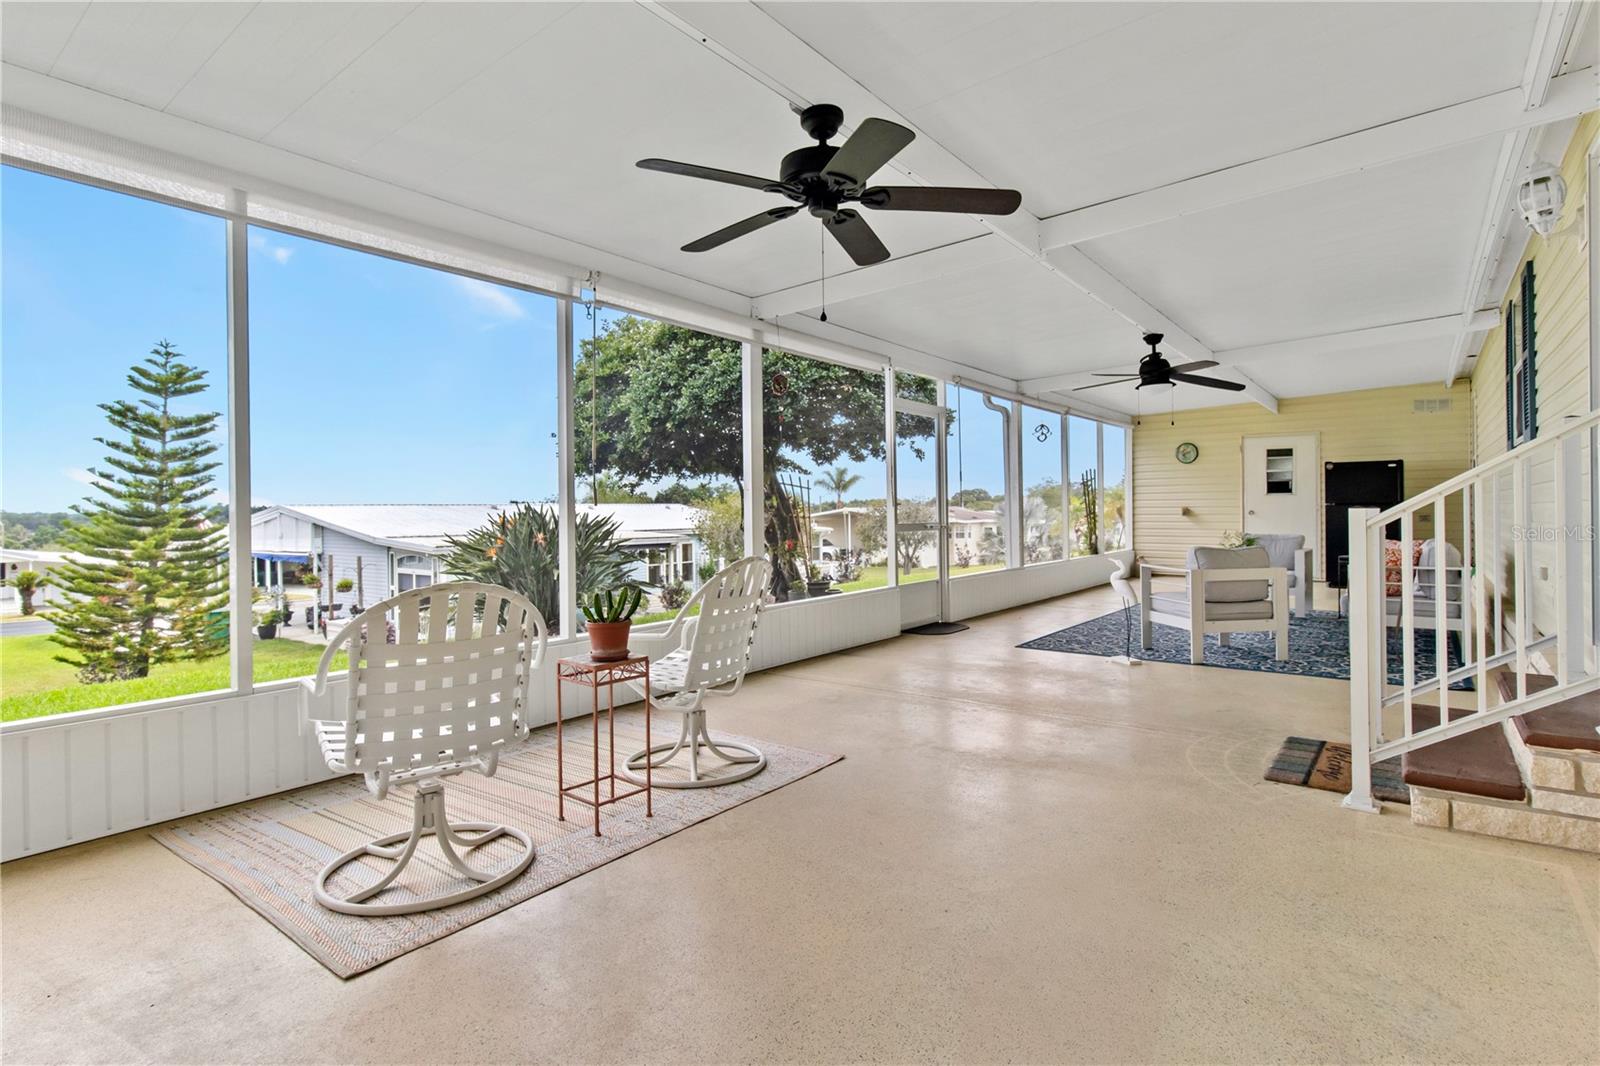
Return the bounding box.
[1264,735,1409,803]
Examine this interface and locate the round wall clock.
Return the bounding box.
[1175,442,1200,464]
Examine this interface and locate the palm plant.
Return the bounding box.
[818,465,862,507]
[440,502,635,635]
[11,569,44,616]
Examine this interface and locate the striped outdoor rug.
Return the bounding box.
[153,712,839,977]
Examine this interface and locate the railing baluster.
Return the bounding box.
[1556,433,1584,687]
[1400,511,1415,738]
[1472,479,1488,714]
[1434,497,1449,723]
[1514,457,1529,701]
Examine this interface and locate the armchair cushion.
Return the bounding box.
[1188,546,1271,602]
[1151,592,1276,621]
[1251,533,1305,572]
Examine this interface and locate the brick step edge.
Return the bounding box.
[1410,785,1600,853]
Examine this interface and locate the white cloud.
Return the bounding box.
[453,276,525,321]
[65,467,95,485]
[248,232,294,265]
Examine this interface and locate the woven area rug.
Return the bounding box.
[1019,606,1470,688]
[153,712,839,978]
[1264,735,1409,803]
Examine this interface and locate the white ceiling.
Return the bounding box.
[1,1,1588,413]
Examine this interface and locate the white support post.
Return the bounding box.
[1096,423,1107,554]
[556,293,577,639]
[1059,411,1071,555]
[224,190,253,692]
[935,380,951,623]
[1400,511,1415,737]
[884,367,898,589]
[1514,457,1530,700]
[1344,506,1382,813]
[741,340,764,562]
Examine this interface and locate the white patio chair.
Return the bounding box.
[620,556,772,788]
[1140,546,1289,665]
[300,581,547,916]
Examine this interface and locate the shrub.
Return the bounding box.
[659,581,690,611]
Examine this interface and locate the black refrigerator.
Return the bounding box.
[1324,460,1404,584]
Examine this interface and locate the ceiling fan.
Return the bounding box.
[1073,333,1246,393]
[637,103,1023,267]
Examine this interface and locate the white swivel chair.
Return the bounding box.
[622,556,772,788]
[301,581,547,916]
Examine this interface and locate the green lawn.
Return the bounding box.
[834,562,1003,593]
[0,635,345,722]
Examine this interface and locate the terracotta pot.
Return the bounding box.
[586,620,632,662]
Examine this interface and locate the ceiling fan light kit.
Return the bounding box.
[637,103,1023,267]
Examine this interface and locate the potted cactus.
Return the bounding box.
[580,585,643,662]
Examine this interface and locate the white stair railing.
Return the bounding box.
[1344,408,1600,812]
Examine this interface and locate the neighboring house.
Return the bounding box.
[947,506,1000,564]
[0,548,73,614]
[809,506,874,563]
[248,502,706,603]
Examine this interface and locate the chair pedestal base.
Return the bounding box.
[622,708,766,789]
[314,779,534,916]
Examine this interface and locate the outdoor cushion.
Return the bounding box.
[1188,545,1271,602]
[1151,592,1274,621]
[1251,533,1305,572]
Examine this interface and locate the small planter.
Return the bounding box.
[586,620,633,662]
[806,579,832,598]
[256,623,278,640]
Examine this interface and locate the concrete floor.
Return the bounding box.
[3,587,1596,1064]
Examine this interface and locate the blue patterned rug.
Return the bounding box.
[1019,606,1469,687]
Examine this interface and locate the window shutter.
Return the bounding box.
[1505,300,1516,449]
[1520,262,1536,441]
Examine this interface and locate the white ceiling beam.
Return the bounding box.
[753,235,1005,319]
[1039,245,1217,363]
[1443,1,1583,383]
[1522,2,1580,107]
[1038,70,1597,249]
[1020,310,1503,394]
[1225,369,1279,415]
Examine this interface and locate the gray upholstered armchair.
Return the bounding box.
[1141,546,1290,665]
[1249,533,1314,618]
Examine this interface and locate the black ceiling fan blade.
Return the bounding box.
[682,206,801,253]
[823,118,915,186]
[824,209,890,266]
[1171,372,1246,391]
[1073,377,1139,391]
[637,158,790,193]
[859,186,1022,215]
[1166,360,1219,374]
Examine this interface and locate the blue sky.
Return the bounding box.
[2,165,1112,516]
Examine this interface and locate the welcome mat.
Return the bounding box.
[1264,735,1409,803]
[1020,606,1470,688]
[153,712,839,977]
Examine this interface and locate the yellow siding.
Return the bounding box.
[1471,111,1597,462]
[1132,383,1472,568]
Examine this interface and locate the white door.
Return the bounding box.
[1242,434,1319,548]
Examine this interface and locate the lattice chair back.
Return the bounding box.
[679,556,772,694]
[313,581,547,799]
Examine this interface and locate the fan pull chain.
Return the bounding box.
[819,224,828,323]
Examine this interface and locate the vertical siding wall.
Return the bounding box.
[2,564,1106,861]
[1132,383,1474,568]
[1470,111,1598,466]
[1469,112,1597,639]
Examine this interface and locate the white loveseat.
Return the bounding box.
[1249,533,1314,618]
